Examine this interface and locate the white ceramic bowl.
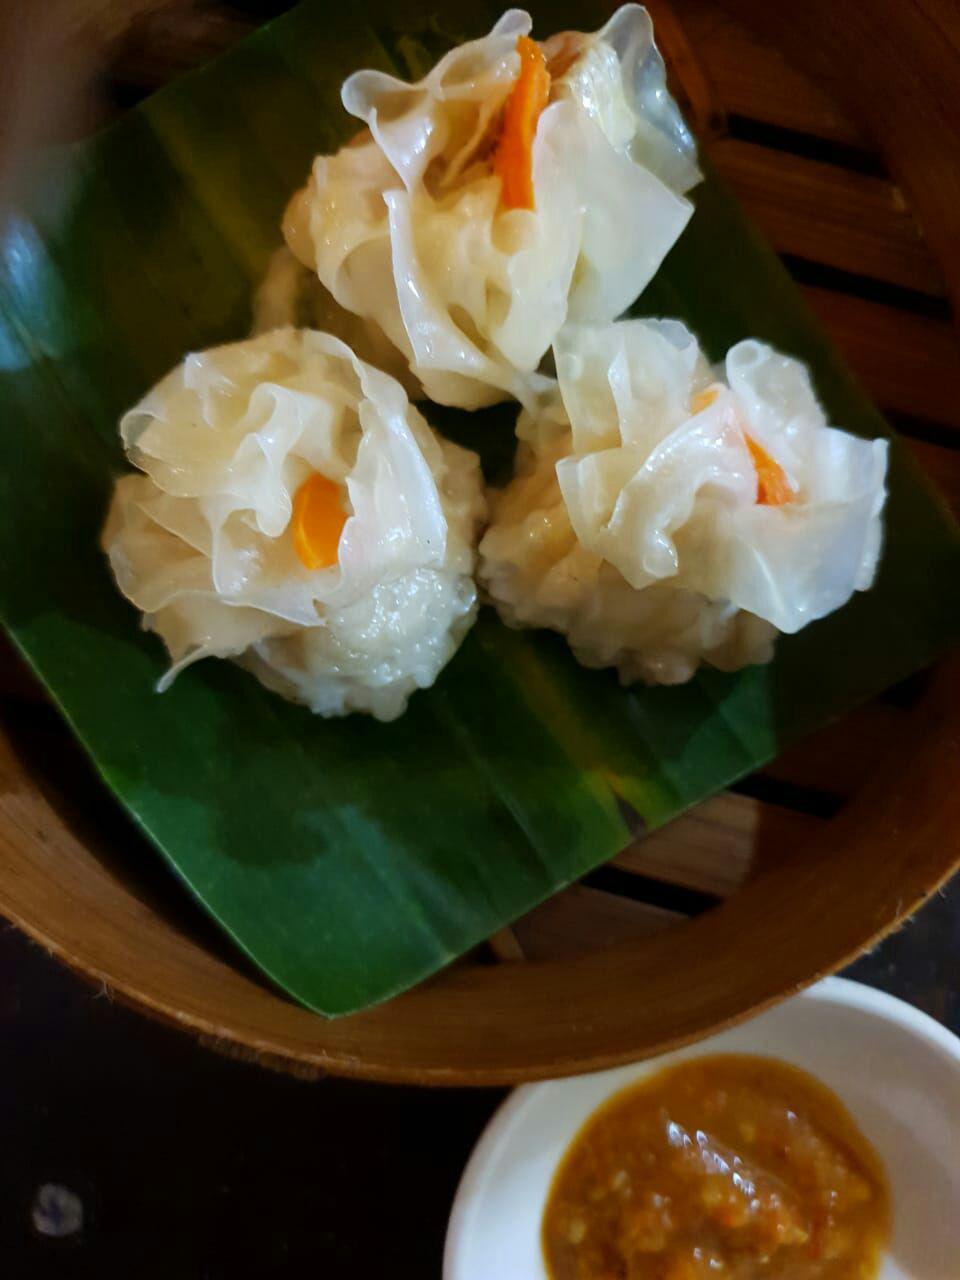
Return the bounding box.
[445,977,960,1280]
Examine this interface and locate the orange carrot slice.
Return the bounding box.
[745,434,794,506]
[291,473,347,570]
[689,386,720,414]
[689,387,793,505]
[493,36,551,211]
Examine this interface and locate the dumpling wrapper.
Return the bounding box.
[282,5,699,410]
[103,328,485,720]
[480,320,888,684]
[251,246,422,399]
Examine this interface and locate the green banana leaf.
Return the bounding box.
[1,0,958,1016]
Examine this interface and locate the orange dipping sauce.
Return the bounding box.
[542,1055,889,1280]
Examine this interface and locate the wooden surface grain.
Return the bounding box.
[720,0,960,318]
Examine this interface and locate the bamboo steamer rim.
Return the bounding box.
[1,656,957,1086]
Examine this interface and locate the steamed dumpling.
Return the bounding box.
[252,246,421,399]
[479,320,888,684]
[103,329,485,720]
[282,5,699,410]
